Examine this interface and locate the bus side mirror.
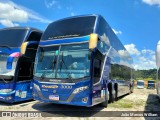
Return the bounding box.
[89,34,98,50]
[6,52,21,70]
[21,42,28,54]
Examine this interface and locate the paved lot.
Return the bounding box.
[0,88,160,120]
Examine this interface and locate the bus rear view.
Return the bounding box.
[147,80,155,89]
[33,15,134,107]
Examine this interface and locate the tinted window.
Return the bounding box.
[41,16,96,40]
[0,29,28,47]
[93,49,104,84]
[27,31,42,41]
[148,81,155,84]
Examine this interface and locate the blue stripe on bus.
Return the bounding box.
[27,41,39,46]
[39,36,90,46]
[0,48,20,54]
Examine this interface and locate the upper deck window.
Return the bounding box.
[0,29,28,47]
[41,16,96,40]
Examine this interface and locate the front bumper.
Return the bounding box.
[0,91,15,103]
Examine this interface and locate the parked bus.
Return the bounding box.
[0,27,42,103]
[156,40,160,97]
[137,80,144,89]
[33,15,134,107]
[147,80,155,89]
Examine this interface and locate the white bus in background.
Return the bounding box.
[137,80,144,89]
[156,40,160,97]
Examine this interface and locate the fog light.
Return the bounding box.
[82,97,88,103]
[6,96,12,100]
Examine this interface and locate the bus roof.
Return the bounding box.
[0,27,42,48]
[137,80,144,82]
[0,27,42,32]
[41,14,101,40]
[148,80,155,81]
[51,14,100,23]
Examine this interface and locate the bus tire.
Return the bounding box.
[129,85,132,94]
[115,90,118,101]
[100,100,108,107]
[112,90,115,103]
[109,89,113,103]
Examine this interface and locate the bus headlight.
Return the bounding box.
[0,89,12,93]
[73,86,88,94]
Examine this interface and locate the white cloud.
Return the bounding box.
[134,58,156,70]
[141,49,155,55]
[112,28,122,35]
[118,50,130,58]
[45,0,56,8]
[125,43,156,70]
[0,1,51,27]
[124,44,140,55]
[142,0,160,6]
[0,19,19,27]
[44,0,61,9]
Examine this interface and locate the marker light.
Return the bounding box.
[21,42,28,54]
[89,34,98,50]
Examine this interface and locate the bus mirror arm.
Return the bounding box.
[6,52,21,70]
[88,50,92,60]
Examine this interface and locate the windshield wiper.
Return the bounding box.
[60,52,74,82]
[0,45,11,50]
[40,53,57,80]
[0,78,7,83]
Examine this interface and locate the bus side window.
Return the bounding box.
[25,31,42,61]
[26,31,42,42]
[17,56,33,81]
[94,59,101,78]
[93,49,104,84]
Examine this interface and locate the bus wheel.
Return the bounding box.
[129,85,132,94]
[112,90,115,103]
[109,89,114,103]
[100,99,108,107]
[115,90,118,101]
[100,90,109,107]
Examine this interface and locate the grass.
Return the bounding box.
[109,99,134,108]
[109,99,145,108]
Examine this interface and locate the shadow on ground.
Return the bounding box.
[0,99,34,106]
[144,93,160,120]
[32,94,129,117]
[32,102,105,117]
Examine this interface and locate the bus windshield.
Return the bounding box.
[0,54,17,77]
[148,81,155,84]
[0,29,28,47]
[137,81,144,86]
[34,43,90,81]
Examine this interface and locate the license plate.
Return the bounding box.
[49,95,59,101]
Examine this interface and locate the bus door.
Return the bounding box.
[14,56,33,101]
[92,49,105,104]
[14,31,41,101]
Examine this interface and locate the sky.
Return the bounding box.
[0,0,160,70]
